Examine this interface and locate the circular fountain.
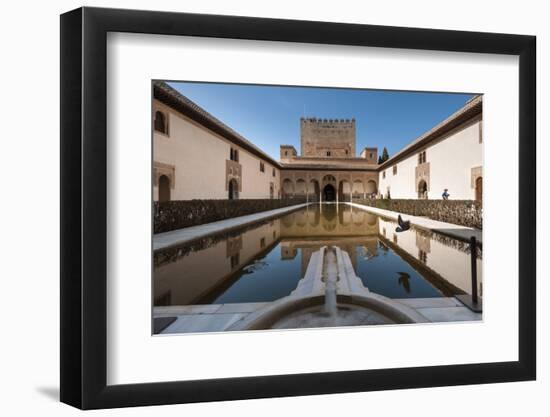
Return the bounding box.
[228,246,428,331]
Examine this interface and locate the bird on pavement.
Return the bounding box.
[395,214,411,232]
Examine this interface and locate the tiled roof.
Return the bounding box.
[378,95,482,169]
[154,81,281,167]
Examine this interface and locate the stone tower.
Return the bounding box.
[300,117,356,158]
[280,145,298,161]
[360,147,378,164]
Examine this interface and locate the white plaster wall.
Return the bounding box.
[379,119,482,200]
[153,103,228,200]
[239,148,280,199]
[379,154,418,199]
[429,120,483,200]
[153,100,280,200]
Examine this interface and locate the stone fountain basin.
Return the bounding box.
[227,292,429,331]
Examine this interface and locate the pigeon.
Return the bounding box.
[397,272,411,293]
[395,214,411,232]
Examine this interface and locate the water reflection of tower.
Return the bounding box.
[280,243,297,260]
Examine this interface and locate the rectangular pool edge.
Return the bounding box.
[346,202,482,244]
[153,202,311,251]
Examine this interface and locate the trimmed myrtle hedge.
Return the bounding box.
[355,198,482,229]
[154,198,307,233]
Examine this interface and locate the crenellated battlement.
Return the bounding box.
[300,117,355,126]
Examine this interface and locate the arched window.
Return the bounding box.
[154,111,167,134]
[158,175,171,202]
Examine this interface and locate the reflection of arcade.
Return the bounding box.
[279,205,379,238]
[278,205,380,276]
[281,238,379,277]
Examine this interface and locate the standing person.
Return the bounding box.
[442,188,450,200]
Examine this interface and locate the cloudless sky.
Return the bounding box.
[169,81,474,160]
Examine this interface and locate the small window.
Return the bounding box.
[154,111,168,134]
[230,148,239,162]
[230,253,240,269]
[345,150,349,155]
[369,153,373,158]
[260,162,265,172]
[272,168,276,177]
[285,151,288,156]
[382,171,386,179]
[418,151,427,164]
[327,151,331,156]
[260,237,266,248]
[393,165,397,175]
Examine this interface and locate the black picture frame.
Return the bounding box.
[60,6,536,410]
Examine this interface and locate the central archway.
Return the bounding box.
[323,184,336,202]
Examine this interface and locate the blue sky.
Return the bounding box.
[168,81,474,160]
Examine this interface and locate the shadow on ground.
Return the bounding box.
[36,386,59,401]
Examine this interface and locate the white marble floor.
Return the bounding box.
[347,202,482,243]
[153,203,310,250]
[154,297,481,335]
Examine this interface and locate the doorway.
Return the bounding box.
[323,184,336,202]
[158,175,171,202]
[475,176,482,203]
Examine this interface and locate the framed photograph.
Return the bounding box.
[60,6,536,409]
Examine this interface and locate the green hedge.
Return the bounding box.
[154,198,307,233]
[355,199,482,229]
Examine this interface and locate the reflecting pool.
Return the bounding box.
[154,204,482,306]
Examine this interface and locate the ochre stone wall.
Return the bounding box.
[154,198,307,233]
[355,199,482,230]
[300,117,356,157]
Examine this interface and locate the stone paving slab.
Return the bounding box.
[215,302,268,314]
[395,297,462,309]
[347,202,482,243]
[161,313,247,334]
[154,297,480,334]
[416,306,482,322]
[154,305,222,315]
[153,203,310,250]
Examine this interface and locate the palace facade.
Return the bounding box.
[153,81,482,203]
